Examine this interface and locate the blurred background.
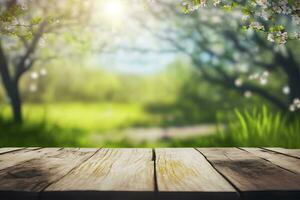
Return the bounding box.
[0,0,299,148]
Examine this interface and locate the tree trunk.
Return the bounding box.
[286,65,300,105]
[9,80,22,123]
[0,76,23,123]
[0,41,23,123]
[276,51,300,105]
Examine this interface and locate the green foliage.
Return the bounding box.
[182,0,300,44]
[224,106,300,147]
[157,106,300,148]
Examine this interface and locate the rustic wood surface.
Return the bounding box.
[197,148,300,200]
[0,148,23,155]
[265,148,300,159]
[242,148,300,174]
[43,148,154,200]
[155,148,238,200]
[0,147,299,200]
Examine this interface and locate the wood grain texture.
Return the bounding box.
[0,147,54,170]
[198,148,300,200]
[265,148,300,159]
[155,148,238,200]
[0,148,96,200]
[43,148,154,200]
[0,147,23,155]
[242,148,300,174]
[1,147,300,200]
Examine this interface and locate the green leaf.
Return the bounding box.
[30,17,42,25]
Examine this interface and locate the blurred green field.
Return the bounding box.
[1,103,299,148]
[0,102,164,147]
[0,103,159,133]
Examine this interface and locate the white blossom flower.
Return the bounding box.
[267,33,275,42]
[259,10,269,20]
[234,78,243,87]
[249,73,259,80]
[282,86,290,95]
[249,71,269,85]
[30,72,39,79]
[289,105,296,112]
[17,0,28,10]
[290,32,300,39]
[244,91,252,98]
[40,69,47,76]
[213,0,221,7]
[238,63,249,73]
[292,15,300,25]
[39,38,46,47]
[279,32,288,44]
[259,71,269,85]
[262,71,269,77]
[200,0,207,8]
[242,15,250,21]
[256,0,269,9]
[294,98,300,105]
[260,77,268,85]
[249,22,265,31]
[289,98,300,112]
[29,84,37,92]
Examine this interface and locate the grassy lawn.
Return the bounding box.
[0,102,163,147]
[0,103,160,133]
[0,103,299,148]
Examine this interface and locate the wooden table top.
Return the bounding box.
[0,147,299,200]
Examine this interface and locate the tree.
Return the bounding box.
[0,0,92,123]
[131,1,300,111]
[182,0,300,44]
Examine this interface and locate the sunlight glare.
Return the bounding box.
[104,1,124,19]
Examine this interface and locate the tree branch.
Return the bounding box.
[0,40,13,94]
[15,20,47,81]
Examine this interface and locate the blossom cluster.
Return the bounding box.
[289,98,300,112]
[29,69,47,92]
[249,71,269,85]
[181,0,300,44]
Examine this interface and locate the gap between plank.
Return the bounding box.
[0,147,26,155]
[38,148,101,199]
[152,148,158,193]
[194,148,242,198]
[261,147,300,160]
[238,147,297,175]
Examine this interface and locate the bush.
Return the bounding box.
[158,106,300,148]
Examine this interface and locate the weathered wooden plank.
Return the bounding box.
[265,148,300,159]
[0,148,96,200]
[0,147,23,155]
[242,148,300,174]
[0,147,58,171]
[42,148,154,200]
[155,148,239,200]
[198,148,300,200]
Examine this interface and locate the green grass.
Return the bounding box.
[0,103,299,148]
[147,106,300,148]
[0,103,159,132]
[0,102,161,147]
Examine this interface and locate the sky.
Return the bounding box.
[98,50,177,75]
[90,0,179,75]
